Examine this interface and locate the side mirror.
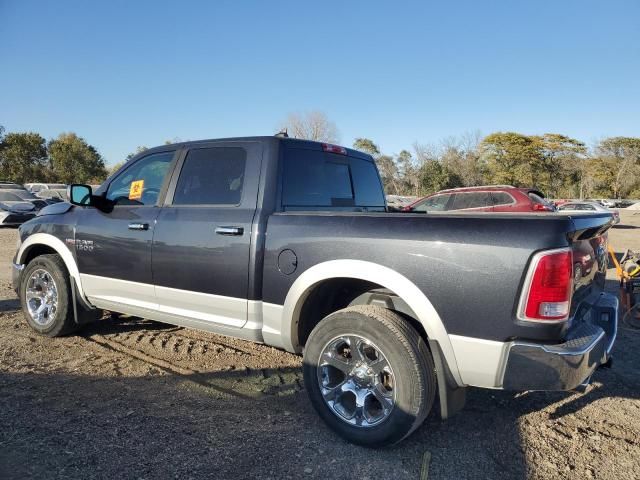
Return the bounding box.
[68,184,93,207]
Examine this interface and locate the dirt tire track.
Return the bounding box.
[79,315,305,399]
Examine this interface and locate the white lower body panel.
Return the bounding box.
[80,274,265,344]
[449,334,510,388]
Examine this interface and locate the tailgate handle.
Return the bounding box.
[128,222,149,231]
[215,226,243,236]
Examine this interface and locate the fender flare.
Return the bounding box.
[277,259,463,385]
[16,233,89,303]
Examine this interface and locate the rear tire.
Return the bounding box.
[303,305,436,447]
[20,254,78,337]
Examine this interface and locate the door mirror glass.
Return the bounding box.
[68,184,93,206]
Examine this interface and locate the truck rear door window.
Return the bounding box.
[173,147,246,205]
[282,148,385,209]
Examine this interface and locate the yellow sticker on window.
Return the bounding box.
[129,180,144,200]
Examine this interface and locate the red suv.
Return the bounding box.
[403,185,556,213]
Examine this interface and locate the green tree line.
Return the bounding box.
[1,124,638,199]
[355,132,640,199]
[0,126,107,184]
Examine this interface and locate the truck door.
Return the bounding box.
[151,141,262,328]
[75,149,177,312]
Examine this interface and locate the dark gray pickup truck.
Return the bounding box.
[12,136,617,446]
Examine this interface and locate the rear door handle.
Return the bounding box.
[128,222,149,231]
[215,226,244,236]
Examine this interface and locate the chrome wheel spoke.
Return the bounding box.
[320,352,351,373]
[26,290,41,301]
[367,357,389,376]
[348,336,367,363]
[353,405,366,426]
[320,379,347,402]
[371,385,394,411]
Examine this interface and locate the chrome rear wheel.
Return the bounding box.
[318,334,396,427]
[303,306,437,447]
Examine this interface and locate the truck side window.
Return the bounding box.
[173,147,246,205]
[106,152,173,206]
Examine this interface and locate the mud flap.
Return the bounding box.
[428,339,466,420]
[70,277,102,325]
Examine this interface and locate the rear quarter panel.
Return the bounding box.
[262,212,580,342]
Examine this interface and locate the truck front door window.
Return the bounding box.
[106,152,173,206]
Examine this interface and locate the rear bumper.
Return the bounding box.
[502,292,617,391]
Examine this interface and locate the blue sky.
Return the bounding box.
[1,0,638,166]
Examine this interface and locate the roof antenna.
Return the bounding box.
[275,128,289,138]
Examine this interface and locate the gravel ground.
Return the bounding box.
[1,212,639,479]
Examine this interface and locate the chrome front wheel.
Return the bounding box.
[25,268,59,327]
[21,254,77,337]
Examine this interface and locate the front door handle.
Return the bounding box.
[215,226,244,236]
[128,222,149,231]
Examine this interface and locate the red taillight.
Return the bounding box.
[532,203,553,212]
[519,249,572,322]
[322,143,347,155]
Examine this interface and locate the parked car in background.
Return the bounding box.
[35,189,68,203]
[558,201,620,224]
[618,199,639,208]
[386,194,417,211]
[0,192,37,225]
[596,199,616,208]
[0,181,26,190]
[25,183,67,194]
[403,185,556,213]
[3,189,49,210]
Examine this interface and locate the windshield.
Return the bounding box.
[8,190,37,200]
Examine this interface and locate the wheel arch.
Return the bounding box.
[17,233,88,302]
[273,259,463,385]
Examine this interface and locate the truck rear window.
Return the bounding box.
[281,148,385,210]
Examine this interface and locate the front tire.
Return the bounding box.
[303,305,436,447]
[20,254,77,337]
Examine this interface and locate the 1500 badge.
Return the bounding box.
[65,238,95,252]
